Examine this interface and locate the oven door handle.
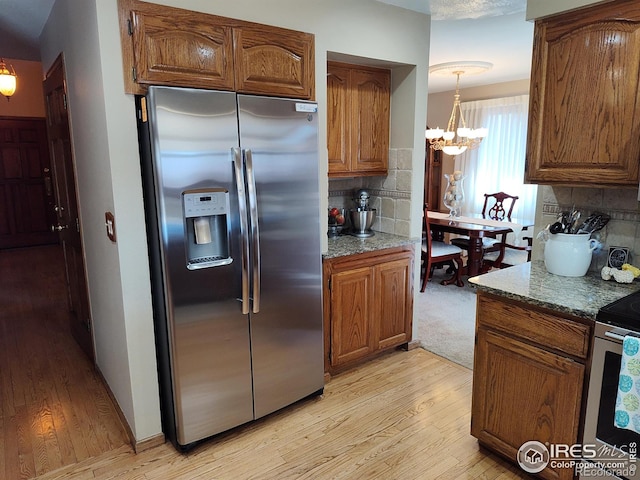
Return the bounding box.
[605,331,629,342]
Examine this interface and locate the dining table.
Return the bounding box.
[427,211,535,277]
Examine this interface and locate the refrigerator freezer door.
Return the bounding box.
[238,95,324,418]
[147,86,254,446]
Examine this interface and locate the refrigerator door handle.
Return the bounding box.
[232,147,250,315]
[244,149,261,314]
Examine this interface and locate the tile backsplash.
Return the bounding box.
[328,148,413,237]
[539,185,640,270]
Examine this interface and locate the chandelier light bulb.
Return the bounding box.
[475,127,488,138]
[457,127,471,138]
[425,127,444,140]
[443,145,468,156]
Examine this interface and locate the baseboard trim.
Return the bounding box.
[134,433,166,453]
[94,365,166,453]
[407,340,422,350]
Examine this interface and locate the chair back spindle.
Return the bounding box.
[482,192,518,220]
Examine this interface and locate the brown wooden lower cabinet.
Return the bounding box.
[323,245,414,375]
[471,292,592,480]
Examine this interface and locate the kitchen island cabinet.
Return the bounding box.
[323,237,415,376]
[469,262,638,479]
[472,292,588,480]
[525,0,640,186]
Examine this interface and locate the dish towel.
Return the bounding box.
[615,335,640,433]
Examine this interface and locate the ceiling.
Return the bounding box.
[0,0,533,93]
[377,0,534,92]
[0,0,55,60]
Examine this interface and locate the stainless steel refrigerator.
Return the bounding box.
[136,86,324,450]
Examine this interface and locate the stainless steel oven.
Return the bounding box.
[582,291,640,480]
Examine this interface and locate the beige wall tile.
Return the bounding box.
[396,170,412,192]
[396,198,411,221]
[394,219,411,236]
[328,147,416,238]
[539,184,640,271]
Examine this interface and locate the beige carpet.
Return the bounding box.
[414,267,478,369]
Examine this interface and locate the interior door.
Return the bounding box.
[43,55,94,360]
[0,117,57,248]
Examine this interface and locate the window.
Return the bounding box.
[456,94,537,224]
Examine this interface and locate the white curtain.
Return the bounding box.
[454,95,537,225]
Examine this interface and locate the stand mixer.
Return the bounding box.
[350,189,376,238]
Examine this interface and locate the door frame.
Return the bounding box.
[43,54,95,361]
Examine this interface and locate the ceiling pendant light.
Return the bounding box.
[0,58,17,101]
[426,61,492,156]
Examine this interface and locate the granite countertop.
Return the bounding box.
[469,260,640,320]
[323,231,419,259]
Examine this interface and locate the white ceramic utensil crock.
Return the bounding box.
[544,232,598,277]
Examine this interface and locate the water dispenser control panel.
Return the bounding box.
[182,188,232,270]
[184,191,228,217]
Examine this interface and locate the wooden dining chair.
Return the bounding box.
[481,192,518,221]
[450,192,519,268]
[421,209,464,292]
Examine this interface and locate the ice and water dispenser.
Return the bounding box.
[183,188,232,270]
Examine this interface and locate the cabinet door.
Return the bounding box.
[327,62,390,177]
[129,4,235,91]
[118,0,316,98]
[329,267,375,367]
[472,328,584,480]
[374,257,412,350]
[327,63,351,175]
[233,24,314,99]
[351,68,390,175]
[526,1,640,186]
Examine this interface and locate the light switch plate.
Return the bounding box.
[105,211,116,242]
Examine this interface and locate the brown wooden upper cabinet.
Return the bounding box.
[525,0,640,187]
[117,0,315,99]
[327,62,390,177]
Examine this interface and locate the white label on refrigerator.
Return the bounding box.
[295,103,318,113]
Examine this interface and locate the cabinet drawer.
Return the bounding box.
[477,294,591,360]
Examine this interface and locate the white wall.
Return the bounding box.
[40,0,161,441]
[0,59,46,117]
[39,0,430,443]
[526,0,610,20]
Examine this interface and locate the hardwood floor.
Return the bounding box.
[0,245,129,479]
[2,245,527,479]
[35,353,526,479]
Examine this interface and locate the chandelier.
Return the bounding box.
[425,61,492,156]
[0,58,17,101]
